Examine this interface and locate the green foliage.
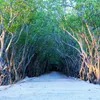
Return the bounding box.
[61,0,100,51]
[1,0,99,85]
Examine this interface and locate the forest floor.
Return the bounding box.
[0,71,100,100]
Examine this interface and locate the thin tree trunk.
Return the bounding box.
[0,30,5,70]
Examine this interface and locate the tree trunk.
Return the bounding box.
[0,30,5,70]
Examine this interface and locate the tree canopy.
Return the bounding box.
[0,0,100,85]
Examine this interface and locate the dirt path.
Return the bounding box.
[0,72,100,100]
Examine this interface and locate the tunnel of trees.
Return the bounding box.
[0,0,100,85]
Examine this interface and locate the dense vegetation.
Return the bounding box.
[0,0,100,85]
